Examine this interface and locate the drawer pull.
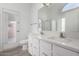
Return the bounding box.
[42,52,48,56]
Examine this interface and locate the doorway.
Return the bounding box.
[1,8,20,50]
[8,21,16,43]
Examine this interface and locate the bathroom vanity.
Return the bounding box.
[28,32,79,56]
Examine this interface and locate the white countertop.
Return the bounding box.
[32,33,79,53]
[41,37,79,53]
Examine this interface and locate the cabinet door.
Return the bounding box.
[28,37,33,55]
[32,46,39,56]
[32,38,40,56]
[53,44,79,56]
[40,40,52,56]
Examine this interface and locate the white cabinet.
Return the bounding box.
[28,37,33,55]
[28,36,40,56]
[32,38,40,56]
[53,44,79,56]
[28,36,79,56]
[40,40,52,56]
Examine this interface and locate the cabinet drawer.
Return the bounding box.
[40,40,52,56]
[53,44,79,56]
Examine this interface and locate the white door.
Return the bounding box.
[1,8,8,48]
[15,14,21,42]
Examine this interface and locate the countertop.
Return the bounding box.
[41,37,79,53]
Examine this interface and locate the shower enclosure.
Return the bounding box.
[0,8,20,51]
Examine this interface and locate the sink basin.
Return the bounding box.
[48,37,72,43]
[48,37,56,39]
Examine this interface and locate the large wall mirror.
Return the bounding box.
[38,3,79,39]
[38,3,65,32]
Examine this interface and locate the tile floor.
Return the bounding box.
[0,46,31,56]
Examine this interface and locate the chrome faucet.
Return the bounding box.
[60,32,65,38]
[40,31,44,35]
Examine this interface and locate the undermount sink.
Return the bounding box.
[48,37,72,43]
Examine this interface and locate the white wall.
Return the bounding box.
[64,8,79,32]
[30,3,42,33]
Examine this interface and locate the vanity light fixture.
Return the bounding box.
[42,3,52,7]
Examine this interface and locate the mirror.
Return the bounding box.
[38,3,65,31]
[38,3,79,32]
